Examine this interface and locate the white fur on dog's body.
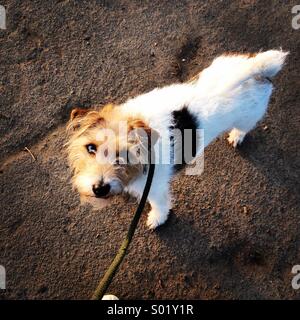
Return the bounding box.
[119,50,288,229]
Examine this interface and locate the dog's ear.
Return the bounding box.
[127,119,159,146]
[67,108,90,132]
[70,108,89,121]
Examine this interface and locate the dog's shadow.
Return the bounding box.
[154,211,267,299]
[150,130,299,299]
[237,129,299,195]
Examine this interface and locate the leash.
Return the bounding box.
[91,150,155,300]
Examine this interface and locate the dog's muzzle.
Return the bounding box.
[92,183,111,198]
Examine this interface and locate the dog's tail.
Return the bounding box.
[232,50,289,90]
[250,49,289,79]
[196,50,289,95]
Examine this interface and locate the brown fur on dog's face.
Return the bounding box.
[66,104,153,204]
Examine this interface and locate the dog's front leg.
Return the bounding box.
[146,180,171,230]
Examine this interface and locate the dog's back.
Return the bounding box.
[189,50,289,147]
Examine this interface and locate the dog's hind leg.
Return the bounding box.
[227,128,247,148]
[227,114,261,148]
[227,73,277,148]
[227,110,263,148]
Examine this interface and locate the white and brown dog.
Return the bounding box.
[66,50,288,229]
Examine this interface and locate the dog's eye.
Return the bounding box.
[86,144,97,154]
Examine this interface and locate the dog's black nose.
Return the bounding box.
[92,183,111,198]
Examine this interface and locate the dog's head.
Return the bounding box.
[66,104,158,206]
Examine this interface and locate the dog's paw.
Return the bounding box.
[227,129,246,148]
[146,210,168,230]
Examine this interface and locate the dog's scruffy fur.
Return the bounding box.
[66,50,288,229]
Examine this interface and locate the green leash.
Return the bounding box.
[91,160,155,300]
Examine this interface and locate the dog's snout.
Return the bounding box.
[92,183,111,198]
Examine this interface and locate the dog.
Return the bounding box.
[66,50,288,229]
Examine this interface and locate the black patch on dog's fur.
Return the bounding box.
[169,106,199,172]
